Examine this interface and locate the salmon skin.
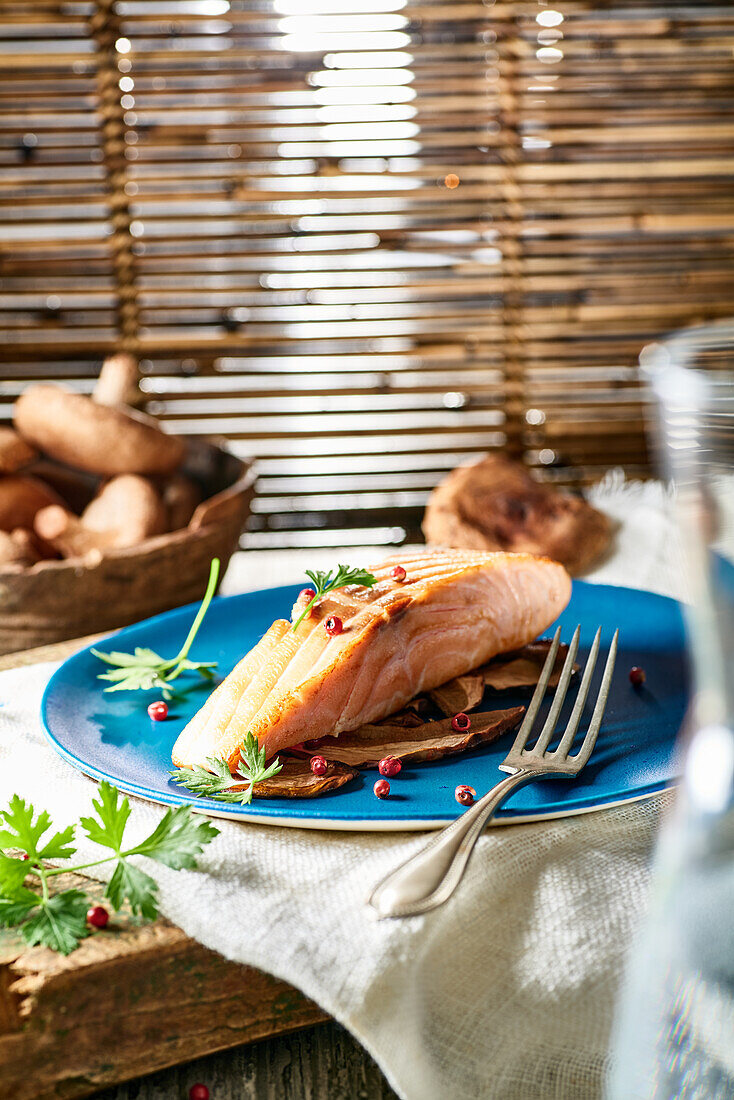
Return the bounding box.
[171,550,571,772]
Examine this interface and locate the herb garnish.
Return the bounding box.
[170,732,283,806]
[0,783,218,955]
[291,564,377,632]
[92,558,220,698]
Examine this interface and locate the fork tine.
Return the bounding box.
[572,629,618,769]
[506,625,562,756]
[553,626,601,759]
[531,624,581,755]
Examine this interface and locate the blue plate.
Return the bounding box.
[42,580,689,831]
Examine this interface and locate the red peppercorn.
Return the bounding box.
[378,756,401,778]
[189,1086,210,1100]
[310,755,328,777]
[147,700,168,721]
[629,666,646,687]
[292,588,317,624]
[325,615,343,637]
[86,905,109,929]
[373,779,391,799]
[390,565,407,582]
[21,853,30,861]
[455,785,476,807]
[451,712,471,732]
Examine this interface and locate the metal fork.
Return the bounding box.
[367,624,618,919]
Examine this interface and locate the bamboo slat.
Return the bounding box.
[1,0,734,546]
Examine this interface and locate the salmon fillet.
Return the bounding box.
[171,549,571,771]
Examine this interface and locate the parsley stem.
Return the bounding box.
[290,565,377,632]
[291,592,321,633]
[44,844,155,878]
[170,557,220,667]
[44,855,114,878]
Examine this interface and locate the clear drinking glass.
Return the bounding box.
[608,321,734,1099]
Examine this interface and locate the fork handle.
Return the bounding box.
[367,768,533,919]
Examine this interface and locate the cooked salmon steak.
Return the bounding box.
[172,550,571,771]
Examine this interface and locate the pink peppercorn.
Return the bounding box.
[451,712,471,732]
[86,905,109,929]
[378,756,401,778]
[373,779,391,799]
[629,666,646,687]
[390,565,407,582]
[455,785,476,807]
[310,755,328,777]
[325,615,343,637]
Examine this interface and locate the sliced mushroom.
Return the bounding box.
[427,640,576,715]
[310,706,524,769]
[480,639,576,692]
[427,673,486,716]
[231,758,359,799]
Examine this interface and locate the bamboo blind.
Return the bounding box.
[2,1,734,547]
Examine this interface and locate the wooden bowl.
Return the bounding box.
[0,439,254,655]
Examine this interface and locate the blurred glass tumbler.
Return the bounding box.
[609,322,734,1098]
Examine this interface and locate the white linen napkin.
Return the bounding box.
[0,477,683,1100]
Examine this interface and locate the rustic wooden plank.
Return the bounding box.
[93,1019,399,1100]
[0,634,105,671]
[0,875,329,1100]
[0,639,330,1100]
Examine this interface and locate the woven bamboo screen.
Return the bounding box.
[2,1,734,547]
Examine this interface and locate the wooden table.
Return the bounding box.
[0,639,397,1100]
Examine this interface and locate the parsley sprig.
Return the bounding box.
[0,783,218,955]
[92,558,220,699]
[291,563,377,632]
[170,732,283,806]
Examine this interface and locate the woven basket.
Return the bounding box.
[0,439,254,655]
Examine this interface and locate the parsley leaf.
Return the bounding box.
[92,558,220,697]
[0,853,35,899]
[79,784,220,916]
[0,887,39,926]
[169,757,236,799]
[79,781,130,853]
[37,825,77,861]
[0,785,218,955]
[291,563,377,631]
[171,731,283,806]
[21,890,90,956]
[0,796,50,856]
[0,795,76,862]
[236,732,284,803]
[106,861,159,920]
[127,805,219,869]
[94,647,162,669]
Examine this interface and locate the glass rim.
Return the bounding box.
[640,317,734,369]
[640,319,734,404]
